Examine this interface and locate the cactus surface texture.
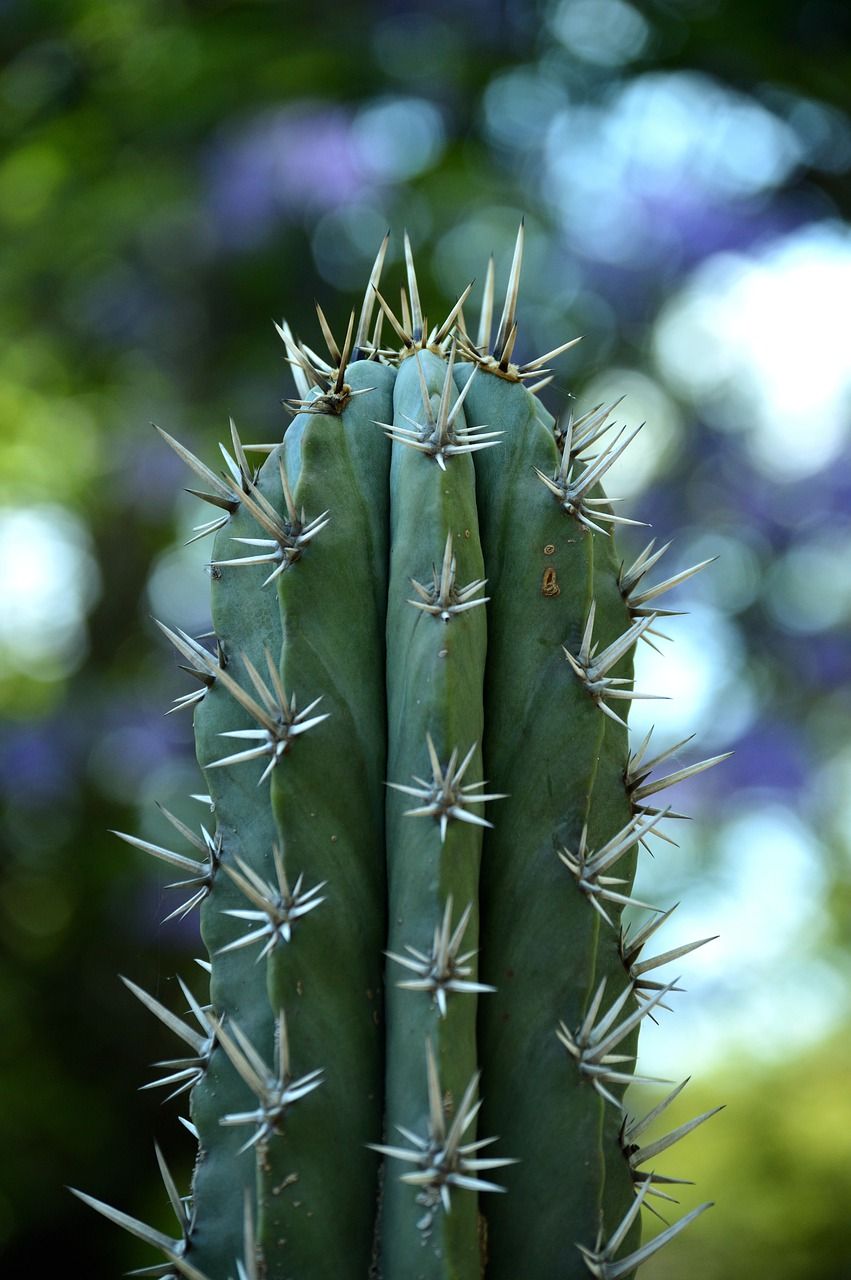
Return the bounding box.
[75,228,727,1280]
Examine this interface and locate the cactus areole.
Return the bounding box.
[75,228,726,1280]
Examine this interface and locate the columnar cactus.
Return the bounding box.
[75,228,727,1280]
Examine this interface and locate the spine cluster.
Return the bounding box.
[75,228,725,1280]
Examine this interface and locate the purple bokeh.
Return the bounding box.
[0,720,79,803]
[205,105,370,248]
[577,187,825,326]
[1,695,193,807]
[113,429,194,515]
[802,633,851,687]
[726,722,809,794]
[631,184,822,271]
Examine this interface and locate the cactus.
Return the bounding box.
[74,227,727,1280]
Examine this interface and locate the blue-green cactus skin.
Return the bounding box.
[186,436,291,1277]
[81,234,718,1280]
[381,350,488,1279]
[263,361,394,1279]
[456,367,639,1278]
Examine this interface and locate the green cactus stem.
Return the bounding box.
[377,337,502,1280]
[75,228,723,1280]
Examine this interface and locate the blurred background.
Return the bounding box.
[2,0,850,1275]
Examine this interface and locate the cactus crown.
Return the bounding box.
[75,227,725,1280]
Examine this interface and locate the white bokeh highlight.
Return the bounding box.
[0,504,101,677]
[654,221,851,478]
[633,805,837,1077]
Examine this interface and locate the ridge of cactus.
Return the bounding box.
[77,229,724,1280]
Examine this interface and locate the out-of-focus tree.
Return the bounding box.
[1,0,849,1275]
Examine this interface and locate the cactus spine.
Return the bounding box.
[76,228,725,1279]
